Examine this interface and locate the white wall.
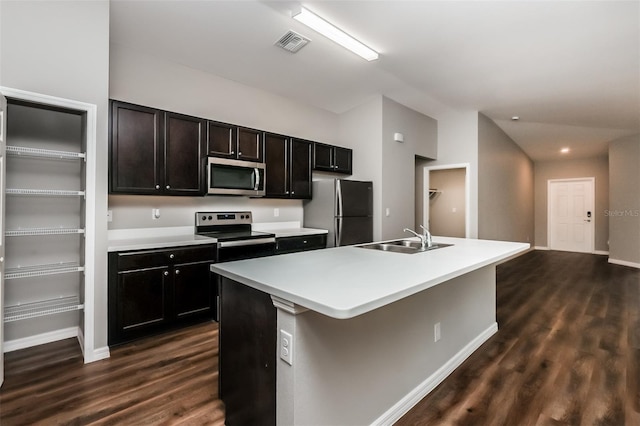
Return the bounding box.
[381,97,437,240]
[417,110,479,238]
[478,113,534,244]
[109,44,342,230]
[1,1,110,353]
[534,156,609,252]
[337,96,383,239]
[608,134,640,265]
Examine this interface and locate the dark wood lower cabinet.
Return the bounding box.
[219,276,276,426]
[108,245,217,346]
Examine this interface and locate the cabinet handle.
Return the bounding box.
[238,151,242,156]
[169,254,175,259]
[230,150,235,155]
[175,269,180,275]
[166,185,170,190]
[155,184,160,189]
[285,191,289,194]
[303,240,308,244]
[164,271,169,276]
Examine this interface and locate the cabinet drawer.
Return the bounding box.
[117,245,216,270]
[276,234,327,254]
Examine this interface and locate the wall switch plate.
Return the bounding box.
[152,208,160,220]
[280,329,293,365]
[385,207,390,217]
[434,322,441,342]
[107,210,113,223]
[274,208,280,217]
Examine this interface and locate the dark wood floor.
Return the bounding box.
[0,250,638,425]
[0,321,224,425]
[397,250,640,426]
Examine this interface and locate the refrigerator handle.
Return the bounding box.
[335,179,343,217]
[336,217,343,247]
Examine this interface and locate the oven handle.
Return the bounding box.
[218,237,276,248]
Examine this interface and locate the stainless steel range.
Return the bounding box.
[195,211,276,261]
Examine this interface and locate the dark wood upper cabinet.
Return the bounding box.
[110,100,206,195]
[165,112,206,195]
[290,138,312,199]
[207,121,236,159]
[208,121,263,163]
[313,142,352,174]
[237,127,263,162]
[110,101,163,194]
[264,133,312,199]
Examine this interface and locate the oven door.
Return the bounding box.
[217,237,276,262]
[207,157,265,196]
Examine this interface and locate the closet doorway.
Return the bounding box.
[422,164,469,238]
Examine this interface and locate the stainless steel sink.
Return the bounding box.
[358,239,453,254]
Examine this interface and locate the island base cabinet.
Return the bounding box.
[219,277,276,426]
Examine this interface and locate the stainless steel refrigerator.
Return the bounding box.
[303,179,373,247]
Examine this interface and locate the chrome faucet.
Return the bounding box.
[403,225,433,249]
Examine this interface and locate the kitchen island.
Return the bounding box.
[211,236,529,425]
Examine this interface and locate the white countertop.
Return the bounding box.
[107,224,328,252]
[211,236,530,319]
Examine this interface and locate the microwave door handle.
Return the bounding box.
[254,168,260,191]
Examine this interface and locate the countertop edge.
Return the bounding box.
[212,240,530,319]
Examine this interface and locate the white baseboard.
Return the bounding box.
[594,250,609,256]
[3,326,79,353]
[608,258,640,269]
[84,346,111,363]
[534,246,550,250]
[372,322,498,426]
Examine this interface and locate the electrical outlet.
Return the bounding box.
[274,208,280,217]
[280,329,293,365]
[434,322,441,342]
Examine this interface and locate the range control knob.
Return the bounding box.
[208,216,213,220]
[202,216,207,221]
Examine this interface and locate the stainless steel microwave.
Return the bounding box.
[207,157,266,196]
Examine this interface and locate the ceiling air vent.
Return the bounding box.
[275,30,310,53]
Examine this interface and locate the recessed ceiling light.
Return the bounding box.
[292,6,379,61]
[560,147,570,154]
[511,116,520,121]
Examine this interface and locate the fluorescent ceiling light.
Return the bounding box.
[292,6,379,61]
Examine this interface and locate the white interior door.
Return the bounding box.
[0,93,7,386]
[548,178,595,253]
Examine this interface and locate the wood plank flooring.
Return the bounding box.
[0,250,638,425]
[0,321,224,425]
[397,250,640,426]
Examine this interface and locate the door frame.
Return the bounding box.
[422,163,470,238]
[547,177,595,253]
[0,86,103,363]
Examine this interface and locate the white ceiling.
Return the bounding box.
[109,0,640,161]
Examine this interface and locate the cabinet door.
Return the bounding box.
[333,146,353,174]
[174,260,215,322]
[313,142,334,172]
[207,121,236,159]
[110,101,163,194]
[116,266,170,342]
[264,133,289,197]
[289,138,312,199]
[165,112,206,195]
[237,127,263,162]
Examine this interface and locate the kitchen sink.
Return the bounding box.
[358,239,453,254]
